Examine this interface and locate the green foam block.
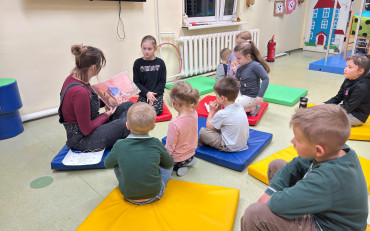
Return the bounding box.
[263,84,308,106]
[351,12,370,38]
[166,76,216,95]
[0,78,15,86]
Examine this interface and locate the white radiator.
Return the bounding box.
[177,29,259,77]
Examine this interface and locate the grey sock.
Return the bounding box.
[176,167,189,177]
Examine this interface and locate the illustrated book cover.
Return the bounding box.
[92,72,140,108]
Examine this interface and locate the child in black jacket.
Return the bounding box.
[325,54,370,126]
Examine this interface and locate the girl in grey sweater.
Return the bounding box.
[234,41,270,116]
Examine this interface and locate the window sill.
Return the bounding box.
[183,21,248,30]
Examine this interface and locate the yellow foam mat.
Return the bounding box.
[248,146,370,194]
[307,104,370,141]
[349,118,370,141]
[248,146,297,185]
[77,180,239,231]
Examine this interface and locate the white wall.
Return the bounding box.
[237,0,308,54]
[0,0,309,115]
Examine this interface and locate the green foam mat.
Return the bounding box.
[263,84,308,106]
[166,76,216,95]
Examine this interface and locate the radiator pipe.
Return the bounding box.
[21,107,58,122]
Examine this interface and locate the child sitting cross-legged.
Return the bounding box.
[199,77,249,152]
[240,104,368,231]
[104,102,174,205]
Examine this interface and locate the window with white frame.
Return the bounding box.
[323,8,330,18]
[331,37,335,43]
[311,21,315,30]
[184,0,237,24]
[310,31,313,40]
[321,19,328,29]
[313,9,318,18]
[335,9,339,19]
[334,19,338,29]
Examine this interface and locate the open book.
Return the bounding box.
[92,72,140,108]
[62,148,105,166]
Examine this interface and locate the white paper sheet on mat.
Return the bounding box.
[62,149,105,166]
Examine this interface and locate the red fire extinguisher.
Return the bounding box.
[267,35,276,62]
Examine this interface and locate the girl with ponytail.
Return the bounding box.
[233,40,270,116]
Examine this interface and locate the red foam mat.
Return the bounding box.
[129,97,172,122]
[196,95,268,126]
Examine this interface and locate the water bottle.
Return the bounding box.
[299,97,308,108]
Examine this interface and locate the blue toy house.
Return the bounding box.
[309,0,341,46]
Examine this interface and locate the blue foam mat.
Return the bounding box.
[308,52,347,75]
[308,51,370,75]
[51,145,111,170]
[162,117,273,171]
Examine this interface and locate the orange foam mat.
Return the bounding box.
[248,146,370,194]
[77,180,239,231]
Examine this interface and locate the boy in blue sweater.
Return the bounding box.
[241,104,368,231]
[104,102,174,205]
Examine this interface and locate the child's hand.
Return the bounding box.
[148,98,156,106]
[255,96,264,105]
[105,106,117,116]
[146,92,157,104]
[257,193,270,203]
[209,100,219,112]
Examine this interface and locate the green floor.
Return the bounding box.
[1,51,369,231]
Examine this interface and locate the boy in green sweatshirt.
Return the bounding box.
[104,102,174,205]
[241,104,368,231]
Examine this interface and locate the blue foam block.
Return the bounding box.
[308,52,348,75]
[0,79,23,113]
[0,110,24,140]
[51,145,111,170]
[162,117,273,171]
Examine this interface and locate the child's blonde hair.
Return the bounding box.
[346,54,370,74]
[169,81,200,109]
[214,76,240,102]
[236,31,252,41]
[127,102,156,135]
[220,48,232,62]
[234,41,270,73]
[290,104,350,155]
[141,35,157,47]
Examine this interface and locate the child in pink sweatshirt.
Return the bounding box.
[165,81,200,177]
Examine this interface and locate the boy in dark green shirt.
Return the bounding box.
[241,104,368,231]
[104,102,174,205]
